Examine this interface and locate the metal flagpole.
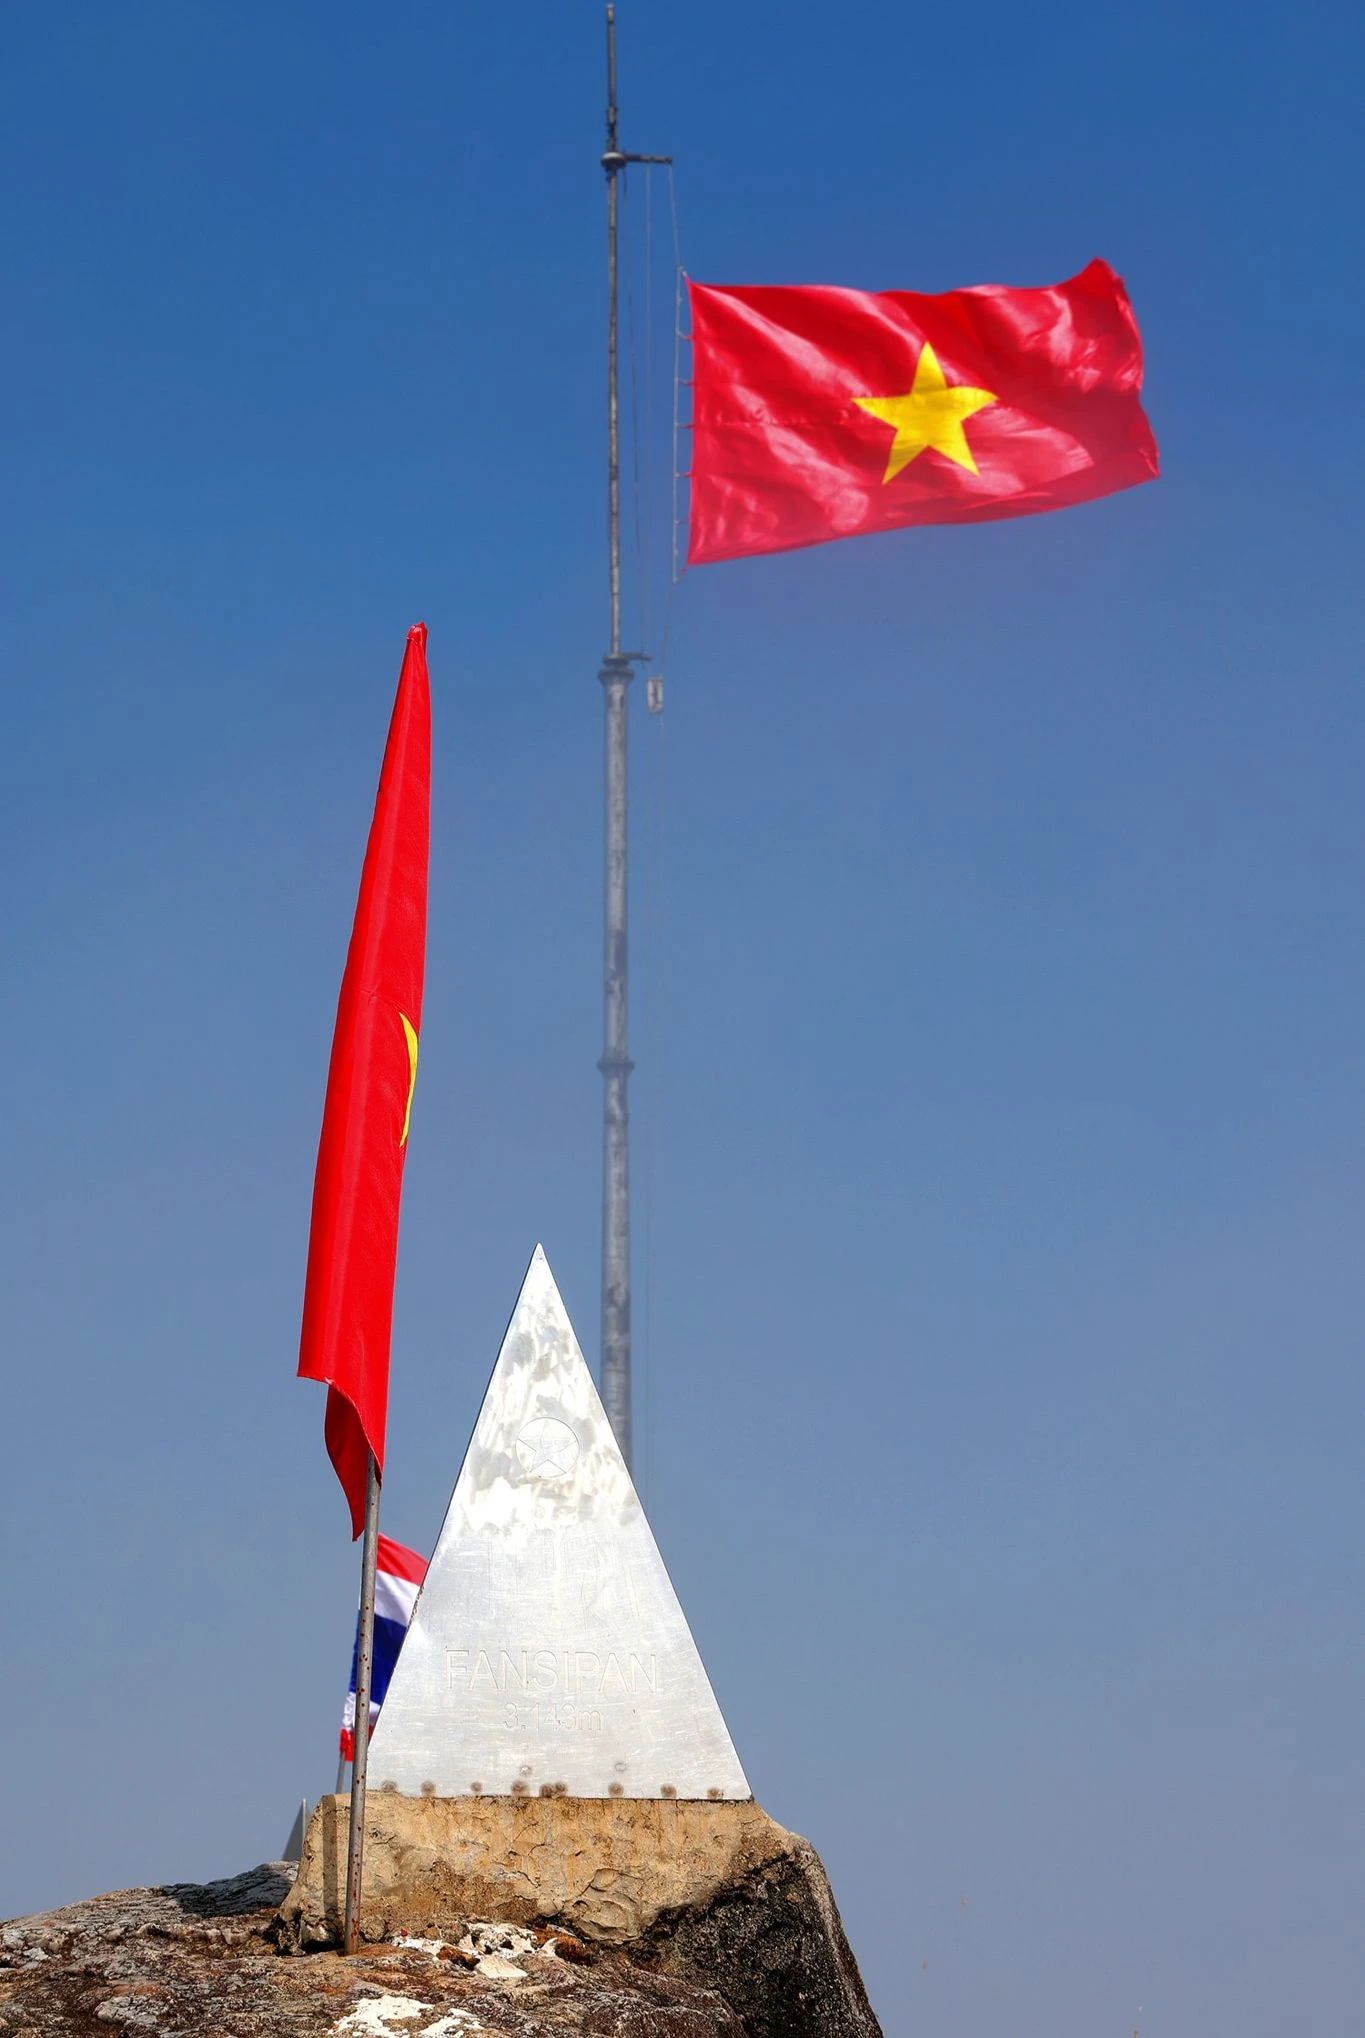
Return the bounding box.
[598,3,668,1471]
[342,1452,380,1954]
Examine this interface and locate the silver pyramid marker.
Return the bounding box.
[282,1798,308,1864]
[367,1247,750,1801]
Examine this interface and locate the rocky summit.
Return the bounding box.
[0,1864,739,2035]
[0,1800,883,2038]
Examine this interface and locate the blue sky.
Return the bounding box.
[3,3,1363,2032]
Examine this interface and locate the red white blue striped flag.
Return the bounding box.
[339,1535,427,1760]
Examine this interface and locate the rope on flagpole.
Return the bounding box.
[668,166,687,594]
[622,171,649,657]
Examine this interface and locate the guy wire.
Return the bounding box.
[641,697,665,1504]
[664,162,685,650]
[641,168,686,1496]
[640,165,655,1499]
[623,163,684,1498]
[643,165,654,645]
[621,171,648,653]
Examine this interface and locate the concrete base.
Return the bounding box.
[279,1792,803,1946]
[274,1793,882,2038]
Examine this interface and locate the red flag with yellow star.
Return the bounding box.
[686,260,1158,565]
[298,624,430,1538]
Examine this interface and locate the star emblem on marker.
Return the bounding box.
[515,1417,580,1477]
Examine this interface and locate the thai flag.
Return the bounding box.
[339,1534,428,1760]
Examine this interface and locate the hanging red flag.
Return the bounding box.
[686,260,1158,566]
[298,625,431,1538]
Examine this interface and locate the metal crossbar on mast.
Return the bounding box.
[598,4,668,1470]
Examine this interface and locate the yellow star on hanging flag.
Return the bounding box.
[853,342,997,482]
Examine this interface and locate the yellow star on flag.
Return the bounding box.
[399,1011,419,1147]
[854,342,997,482]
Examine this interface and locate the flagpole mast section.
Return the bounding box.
[599,2,631,1463]
[598,652,633,1463]
[597,6,670,1470]
[604,4,624,660]
[342,1453,380,1954]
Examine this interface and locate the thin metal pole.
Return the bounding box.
[599,656,632,1463]
[604,5,623,661]
[599,3,633,1465]
[342,1452,380,1953]
[596,9,670,1470]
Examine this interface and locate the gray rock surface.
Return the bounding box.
[0,1866,743,2036]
